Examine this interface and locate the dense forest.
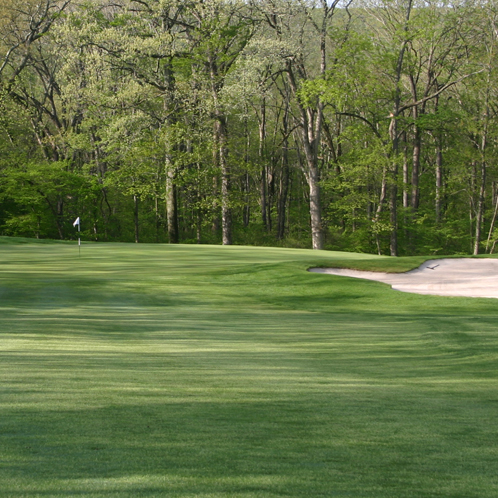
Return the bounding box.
[0,0,496,255]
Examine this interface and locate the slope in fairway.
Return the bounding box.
[1,241,498,497]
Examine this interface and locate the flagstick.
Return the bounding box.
[73,217,81,257]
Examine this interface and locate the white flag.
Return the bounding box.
[73,217,80,227]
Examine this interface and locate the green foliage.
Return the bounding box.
[0,161,98,239]
[0,0,497,254]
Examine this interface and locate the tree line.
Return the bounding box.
[0,0,497,255]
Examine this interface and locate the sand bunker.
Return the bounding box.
[309,258,498,298]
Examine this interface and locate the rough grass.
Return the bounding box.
[1,241,498,497]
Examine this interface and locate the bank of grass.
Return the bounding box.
[1,241,497,497]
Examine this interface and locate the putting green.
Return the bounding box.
[1,241,497,497]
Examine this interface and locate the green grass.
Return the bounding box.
[1,241,498,497]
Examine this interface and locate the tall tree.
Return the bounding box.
[186,0,257,245]
[260,0,348,250]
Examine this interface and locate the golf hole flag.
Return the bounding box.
[73,217,81,255]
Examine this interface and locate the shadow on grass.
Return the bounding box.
[2,302,498,497]
[2,390,498,498]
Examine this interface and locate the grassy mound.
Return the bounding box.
[1,242,497,497]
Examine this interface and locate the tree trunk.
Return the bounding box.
[388,0,413,256]
[133,194,139,243]
[259,100,268,230]
[402,139,409,209]
[277,112,290,240]
[435,141,443,225]
[486,183,498,253]
[275,0,337,251]
[389,112,400,257]
[212,175,220,236]
[243,172,250,227]
[214,115,232,245]
[389,171,398,257]
[411,123,421,212]
[474,159,486,255]
[307,165,324,250]
[165,159,179,244]
[243,116,251,227]
[287,67,325,250]
[473,67,491,255]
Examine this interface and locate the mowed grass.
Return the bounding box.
[1,240,498,497]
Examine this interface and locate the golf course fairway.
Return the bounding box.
[1,239,497,497]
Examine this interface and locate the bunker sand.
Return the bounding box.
[309,258,498,298]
